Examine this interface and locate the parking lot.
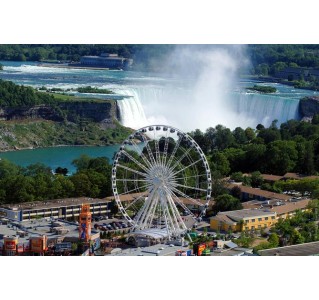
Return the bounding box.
[92,217,132,232]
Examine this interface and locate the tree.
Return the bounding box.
[268,233,279,247]
[212,194,243,214]
[230,172,244,182]
[210,171,228,199]
[70,173,91,196]
[209,151,230,176]
[55,167,69,176]
[250,171,264,188]
[265,140,298,175]
[72,154,91,172]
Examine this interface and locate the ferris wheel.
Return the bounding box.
[111,125,212,240]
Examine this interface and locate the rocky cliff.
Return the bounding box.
[0,100,119,124]
[299,96,319,119]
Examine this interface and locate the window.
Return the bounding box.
[245,227,249,230]
[251,226,255,230]
[245,220,249,224]
[265,217,268,220]
[251,219,255,223]
[271,216,275,220]
[258,218,262,221]
[258,225,261,229]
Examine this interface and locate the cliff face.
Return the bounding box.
[299,96,319,118]
[0,101,119,124]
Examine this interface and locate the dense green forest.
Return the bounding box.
[189,118,319,177]
[0,155,112,204]
[1,44,319,73]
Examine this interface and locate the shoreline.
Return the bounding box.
[37,63,124,71]
[0,143,119,153]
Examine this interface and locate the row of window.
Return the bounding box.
[245,216,275,223]
[245,224,267,230]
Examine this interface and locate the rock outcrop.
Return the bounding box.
[299,96,319,119]
[0,100,119,124]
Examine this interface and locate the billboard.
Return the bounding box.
[4,237,18,251]
[16,243,25,253]
[55,242,72,252]
[30,236,47,252]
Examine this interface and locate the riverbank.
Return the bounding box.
[38,63,124,71]
[243,75,319,92]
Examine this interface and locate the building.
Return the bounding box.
[227,183,291,202]
[211,198,312,233]
[210,209,277,232]
[258,241,319,256]
[79,53,133,70]
[0,219,100,256]
[0,197,110,222]
[275,67,319,81]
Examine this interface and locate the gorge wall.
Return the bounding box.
[0,100,118,124]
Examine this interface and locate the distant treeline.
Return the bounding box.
[248,44,319,76]
[0,79,56,107]
[1,44,319,73]
[0,44,174,71]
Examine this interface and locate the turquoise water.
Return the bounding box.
[0,145,120,173]
[0,60,318,170]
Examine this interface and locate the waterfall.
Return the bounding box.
[233,92,300,127]
[116,89,148,129]
[115,85,301,131]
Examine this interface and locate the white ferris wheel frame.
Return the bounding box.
[111,125,212,239]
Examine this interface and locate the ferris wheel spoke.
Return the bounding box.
[116,179,149,182]
[116,164,148,178]
[169,191,195,218]
[169,186,204,206]
[125,194,147,210]
[134,187,156,228]
[171,158,202,177]
[166,192,187,231]
[162,136,170,166]
[174,174,206,181]
[120,150,150,173]
[166,136,182,167]
[130,139,153,169]
[170,147,192,171]
[118,183,152,196]
[154,139,161,165]
[172,183,207,192]
[145,141,157,166]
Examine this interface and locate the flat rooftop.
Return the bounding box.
[1,197,109,211]
[0,219,98,244]
[227,183,291,201]
[242,199,311,215]
[107,243,190,256]
[217,209,276,221]
[258,241,319,256]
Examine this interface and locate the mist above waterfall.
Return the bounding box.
[114,45,301,131]
[142,45,253,131]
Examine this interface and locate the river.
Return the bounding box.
[0,60,317,171]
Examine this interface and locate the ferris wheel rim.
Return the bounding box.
[111,124,212,233]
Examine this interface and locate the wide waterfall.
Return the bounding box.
[115,84,302,131]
